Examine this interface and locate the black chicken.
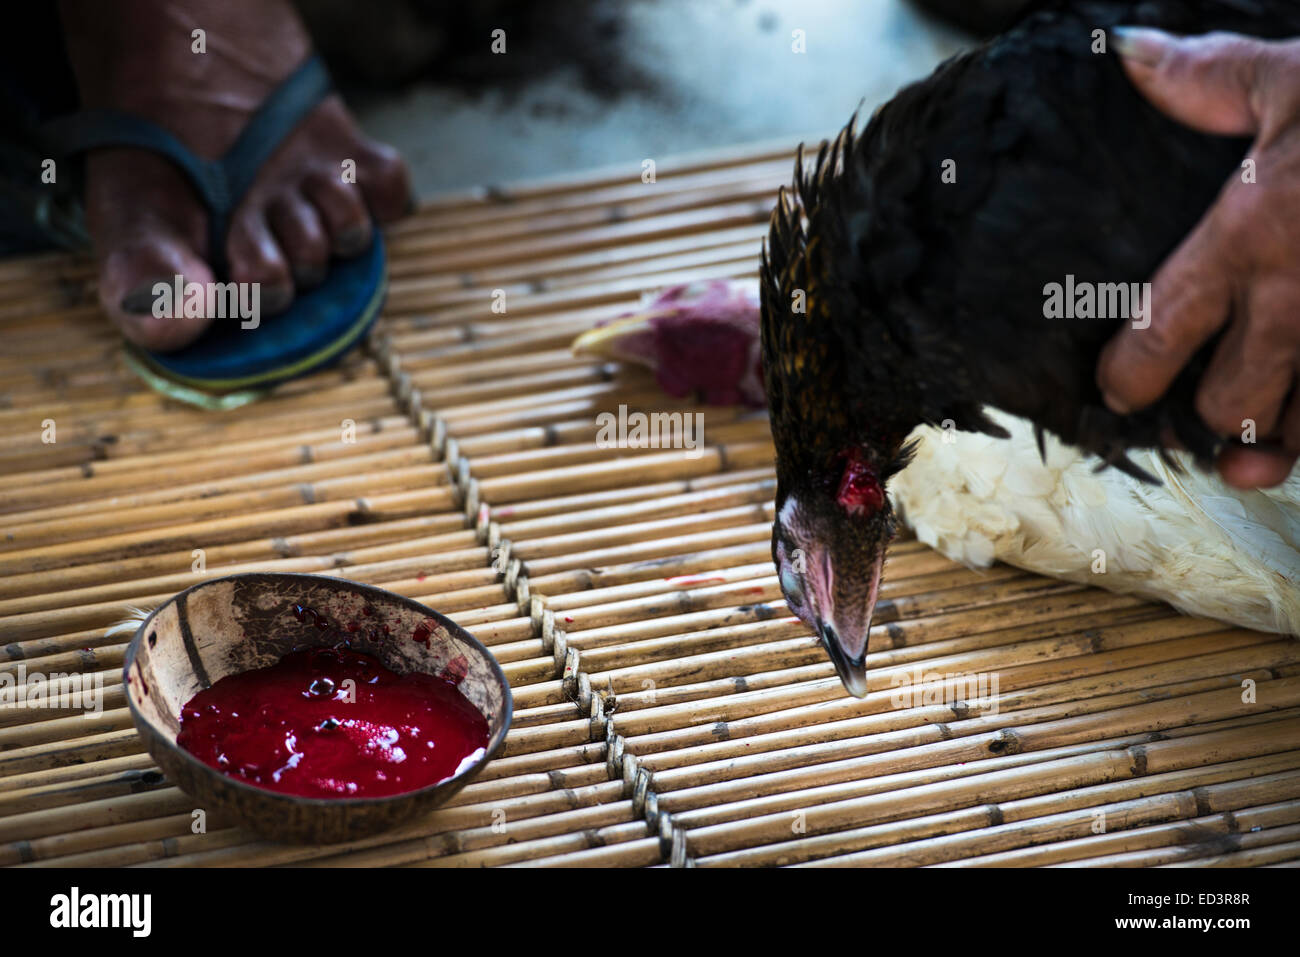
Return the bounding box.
[760,0,1300,696]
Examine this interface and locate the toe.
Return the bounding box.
[226,207,295,315]
[84,152,216,352]
[97,224,216,353]
[302,169,372,258]
[355,138,414,223]
[267,192,331,290]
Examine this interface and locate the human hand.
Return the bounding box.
[1098,27,1300,488]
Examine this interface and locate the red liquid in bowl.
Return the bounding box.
[177,646,489,799]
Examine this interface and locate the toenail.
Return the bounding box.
[120,281,168,316]
[293,263,328,289]
[335,224,372,257]
[261,284,294,314]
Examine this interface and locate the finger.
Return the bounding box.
[1097,214,1234,413]
[1194,278,1300,436]
[1216,442,1297,489]
[1111,28,1272,136]
[1281,380,1300,456]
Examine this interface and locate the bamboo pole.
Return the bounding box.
[615,640,1297,759]
[0,423,418,514]
[0,487,458,579]
[0,446,438,529]
[679,715,1300,860]
[683,714,1300,863]
[717,763,1300,868]
[1067,821,1300,868]
[0,514,471,601]
[939,790,1300,868]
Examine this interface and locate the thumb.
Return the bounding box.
[1112,27,1294,138]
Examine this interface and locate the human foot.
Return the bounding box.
[58,0,412,351]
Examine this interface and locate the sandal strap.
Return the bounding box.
[40,54,332,271]
[220,55,331,206]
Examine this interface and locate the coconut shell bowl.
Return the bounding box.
[122,573,513,844]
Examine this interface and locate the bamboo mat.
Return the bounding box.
[2,139,1299,869]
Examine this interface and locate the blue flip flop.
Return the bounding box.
[42,55,387,408]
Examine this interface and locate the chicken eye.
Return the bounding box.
[780,566,805,606]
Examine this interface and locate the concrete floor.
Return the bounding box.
[352,0,970,195]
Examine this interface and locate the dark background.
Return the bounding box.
[312,0,973,194]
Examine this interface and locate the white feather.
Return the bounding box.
[104,605,153,639]
[891,408,1300,635]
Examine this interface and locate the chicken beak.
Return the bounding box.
[819,621,870,698]
[816,550,883,699]
[570,310,668,361]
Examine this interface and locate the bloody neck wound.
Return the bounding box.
[177,646,489,799]
[836,450,885,516]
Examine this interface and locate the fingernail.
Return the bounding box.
[1111,26,1173,67]
[335,224,372,257]
[120,280,168,315]
[1102,391,1131,416]
[292,263,327,289]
